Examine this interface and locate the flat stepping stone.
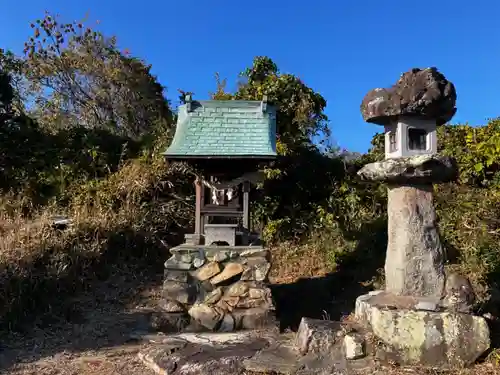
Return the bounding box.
[138,331,273,375]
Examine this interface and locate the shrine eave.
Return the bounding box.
[164,154,276,160]
[162,97,278,159]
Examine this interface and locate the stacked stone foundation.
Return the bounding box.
[161,245,275,332]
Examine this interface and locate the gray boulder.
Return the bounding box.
[361,67,457,125]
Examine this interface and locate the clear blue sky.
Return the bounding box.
[1,0,499,152]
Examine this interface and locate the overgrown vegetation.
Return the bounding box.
[0,11,499,332]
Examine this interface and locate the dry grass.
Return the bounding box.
[1,238,500,375]
[269,241,331,284]
[0,157,189,374]
[0,169,499,374]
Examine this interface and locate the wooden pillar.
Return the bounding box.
[194,178,203,235]
[242,181,251,231]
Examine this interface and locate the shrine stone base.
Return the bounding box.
[354,291,490,369]
[160,244,276,332]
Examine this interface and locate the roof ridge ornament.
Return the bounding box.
[261,95,268,112]
[185,93,193,112]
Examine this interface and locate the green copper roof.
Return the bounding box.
[163,98,277,159]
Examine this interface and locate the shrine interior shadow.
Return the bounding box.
[270,216,388,332]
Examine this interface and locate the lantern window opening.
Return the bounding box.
[407,127,428,151]
[388,130,398,152]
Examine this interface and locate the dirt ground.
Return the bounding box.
[1,246,499,375]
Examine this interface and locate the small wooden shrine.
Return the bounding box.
[163,94,277,247]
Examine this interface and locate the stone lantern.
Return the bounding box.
[354,68,490,368]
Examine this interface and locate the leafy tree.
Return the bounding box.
[439,121,500,186]
[0,48,143,205]
[0,70,14,118]
[22,12,172,138]
[211,56,343,239]
[234,56,330,146]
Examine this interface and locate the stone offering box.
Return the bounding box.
[161,95,277,332]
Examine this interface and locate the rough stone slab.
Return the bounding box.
[355,293,490,368]
[187,303,222,330]
[344,334,365,360]
[355,291,440,311]
[242,335,300,374]
[296,317,344,355]
[219,313,235,332]
[213,251,229,262]
[360,67,456,126]
[442,272,476,313]
[163,281,196,305]
[226,281,249,297]
[193,257,205,268]
[164,257,192,270]
[415,301,439,312]
[150,312,190,333]
[138,331,273,375]
[203,287,223,305]
[164,269,190,283]
[240,258,272,281]
[159,299,186,313]
[295,353,348,375]
[170,244,265,255]
[210,263,244,285]
[240,248,271,259]
[385,184,445,298]
[233,307,277,330]
[357,155,458,184]
[192,261,221,281]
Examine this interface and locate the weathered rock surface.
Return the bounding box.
[164,258,192,270]
[240,257,272,281]
[159,299,186,313]
[164,269,190,283]
[138,331,273,375]
[192,261,221,281]
[441,272,476,313]
[138,330,379,375]
[203,287,223,304]
[344,334,365,360]
[296,317,344,355]
[360,67,457,126]
[357,154,458,184]
[210,263,244,284]
[192,257,205,268]
[150,311,190,333]
[385,184,445,298]
[163,281,196,305]
[243,334,301,374]
[232,307,277,329]
[355,293,490,368]
[219,313,235,332]
[188,303,222,330]
[240,248,271,259]
[161,246,274,333]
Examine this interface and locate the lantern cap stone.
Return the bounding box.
[357,154,459,184]
[360,67,457,126]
